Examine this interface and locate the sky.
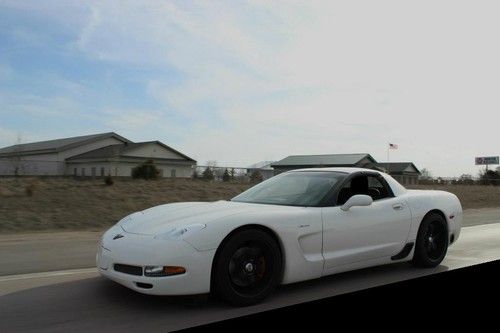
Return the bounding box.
[0,0,498,177]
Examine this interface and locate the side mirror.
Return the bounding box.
[341,194,373,211]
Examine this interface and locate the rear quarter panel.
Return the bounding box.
[404,190,463,245]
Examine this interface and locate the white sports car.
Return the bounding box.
[97,167,462,305]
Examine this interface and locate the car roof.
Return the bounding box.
[289,167,383,174]
[288,167,408,196]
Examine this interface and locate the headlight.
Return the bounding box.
[154,224,206,240]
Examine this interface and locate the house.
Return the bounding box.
[375,162,421,185]
[0,132,196,177]
[247,161,275,180]
[271,153,377,174]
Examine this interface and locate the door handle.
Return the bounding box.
[392,203,404,210]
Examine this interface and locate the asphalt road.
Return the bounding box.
[1,208,499,276]
[0,231,101,276]
[1,222,500,332]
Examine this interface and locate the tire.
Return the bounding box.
[411,212,449,268]
[212,229,283,306]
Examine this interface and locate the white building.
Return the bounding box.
[0,132,196,177]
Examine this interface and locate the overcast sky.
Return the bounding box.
[0,1,498,177]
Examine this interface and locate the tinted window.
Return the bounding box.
[337,174,393,205]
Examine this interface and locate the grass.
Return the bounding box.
[1,177,499,233]
[0,177,252,233]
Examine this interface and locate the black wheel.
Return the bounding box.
[212,229,282,306]
[412,212,449,268]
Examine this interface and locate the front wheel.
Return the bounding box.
[412,212,449,268]
[212,229,282,306]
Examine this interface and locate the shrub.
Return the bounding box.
[104,175,114,186]
[222,169,231,182]
[480,170,500,186]
[25,183,35,197]
[132,159,160,180]
[250,170,263,183]
[202,166,214,180]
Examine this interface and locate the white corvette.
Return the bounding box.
[97,167,462,305]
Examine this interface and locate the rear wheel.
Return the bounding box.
[212,229,282,306]
[412,212,449,268]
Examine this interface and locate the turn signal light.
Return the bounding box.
[164,266,186,275]
[144,265,186,277]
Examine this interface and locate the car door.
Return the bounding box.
[321,172,412,271]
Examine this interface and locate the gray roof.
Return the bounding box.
[247,161,275,170]
[271,153,376,167]
[376,162,421,174]
[0,132,130,157]
[67,141,196,162]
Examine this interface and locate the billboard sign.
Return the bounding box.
[475,156,499,165]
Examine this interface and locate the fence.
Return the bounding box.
[193,166,253,182]
[418,177,500,186]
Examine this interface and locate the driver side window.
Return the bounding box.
[337,174,392,205]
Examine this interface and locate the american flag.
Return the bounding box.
[389,143,398,149]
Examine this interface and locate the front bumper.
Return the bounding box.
[97,226,216,295]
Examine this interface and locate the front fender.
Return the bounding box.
[183,207,325,285]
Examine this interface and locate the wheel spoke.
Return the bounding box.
[228,243,271,289]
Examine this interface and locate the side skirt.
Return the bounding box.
[391,242,414,261]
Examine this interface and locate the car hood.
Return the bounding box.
[119,200,280,235]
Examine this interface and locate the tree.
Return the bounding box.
[480,169,500,186]
[202,166,214,180]
[131,159,160,180]
[457,174,474,185]
[419,168,432,180]
[222,169,231,182]
[9,135,27,176]
[206,160,217,168]
[250,170,263,183]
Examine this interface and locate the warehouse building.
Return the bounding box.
[271,153,378,174]
[0,132,196,177]
[271,154,420,185]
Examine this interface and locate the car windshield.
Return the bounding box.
[231,171,347,206]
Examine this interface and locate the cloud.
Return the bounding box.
[103,109,162,132]
[2,1,500,176]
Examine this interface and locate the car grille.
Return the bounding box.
[114,264,143,276]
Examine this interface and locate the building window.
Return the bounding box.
[74,168,77,176]
[91,167,96,177]
[81,168,85,176]
[171,169,176,178]
[100,167,105,177]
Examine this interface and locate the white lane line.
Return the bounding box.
[0,268,98,282]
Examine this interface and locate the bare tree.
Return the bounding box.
[9,135,27,176]
[419,168,432,180]
[206,160,217,167]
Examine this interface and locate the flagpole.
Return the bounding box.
[387,143,390,174]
